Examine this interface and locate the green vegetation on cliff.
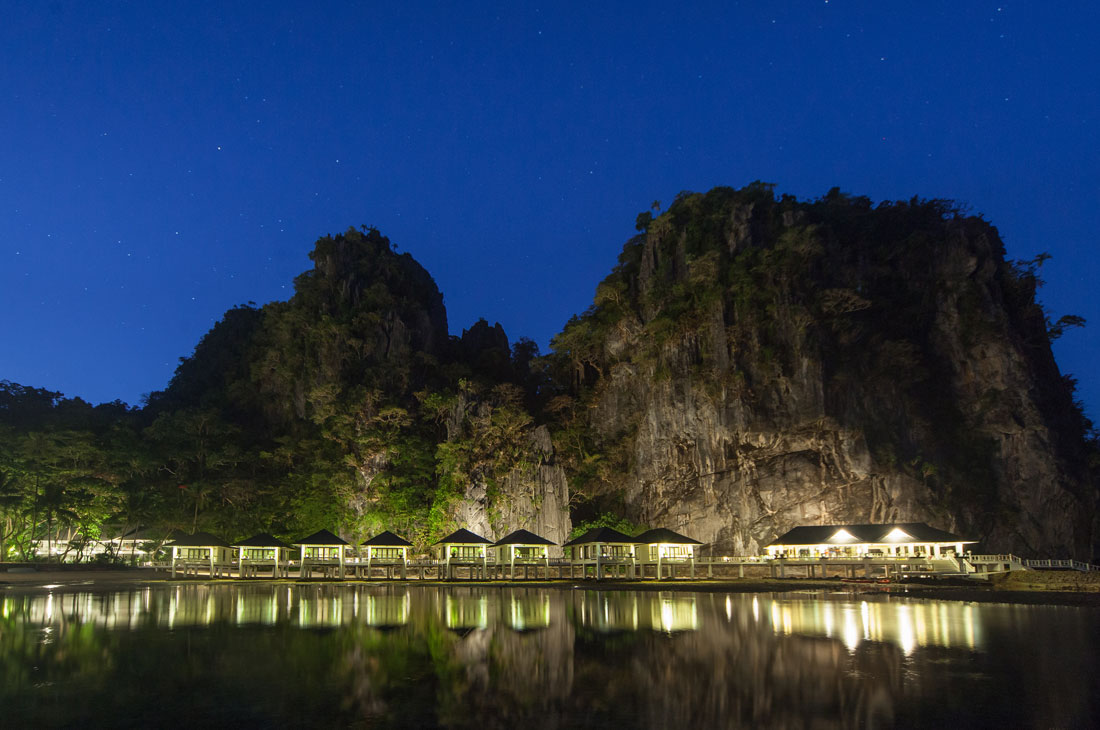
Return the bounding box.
[549,184,1096,556]
[1,186,1095,559]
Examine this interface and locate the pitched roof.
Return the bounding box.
[434,528,493,545]
[294,529,349,546]
[633,528,703,545]
[235,533,292,549]
[494,529,556,546]
[166,531,231,548]
[563,527,635,546]
[766,523,974,547]
[362,530,413,547]
[113,526,157,541]
[107,526,185,541]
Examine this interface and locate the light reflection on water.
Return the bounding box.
[0,586,988,652]
[1,584,1097,728]
[749,594,980,655]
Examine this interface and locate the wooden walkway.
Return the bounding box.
[152,553,1096,581]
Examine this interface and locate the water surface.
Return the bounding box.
[1,583,1096,728]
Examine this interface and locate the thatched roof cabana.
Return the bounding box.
[165,532,234,578]
[362,530,413,547]
[492,529,555,579]
[359,531,413,578]
[234,533,292,578]
[294,529,350,578]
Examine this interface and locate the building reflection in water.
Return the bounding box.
[507,589,551,632]
[2,585,1097,728]
[364,588,411,629]
[0,585,984,652]
[741,593,980,655]
[443,590,489,632]
[574,590,698,633]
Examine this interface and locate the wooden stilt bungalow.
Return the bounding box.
[492,529,554,580]
[433,528,493,580]
[359,531,413,579]
[562,527,637,579]
[235,533,292,577]
[633,528,702,580]
[295,529,350,578]
[166,532,235,578]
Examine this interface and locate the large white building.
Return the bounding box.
[765,523,975,559]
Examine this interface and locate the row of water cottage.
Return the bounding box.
[29,521,1052,580]
[164,525,704,580]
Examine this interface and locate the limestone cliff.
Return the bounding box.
[442,392,572,551]
[550,185,1096,558]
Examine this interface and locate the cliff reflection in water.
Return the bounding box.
[1,585,1097,728]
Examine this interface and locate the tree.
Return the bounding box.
[1047,314,1086,340]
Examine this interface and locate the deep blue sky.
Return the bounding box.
[2,2,1097,419]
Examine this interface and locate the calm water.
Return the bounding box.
[1,583,1097,728]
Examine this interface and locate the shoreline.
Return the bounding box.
[3,567,1099,607]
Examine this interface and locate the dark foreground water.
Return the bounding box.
[1,583,1097,728]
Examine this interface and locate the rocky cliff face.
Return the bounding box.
[443,394,572,551]
[551,185,1096,558]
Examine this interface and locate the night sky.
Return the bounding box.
[2,2,1097,418]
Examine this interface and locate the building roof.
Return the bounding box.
[112,525,173,541]
[33,526,82,542]
[362,530,413,547]
[434,528,493,545]
[766,523,974,547]
[235,533,292,549]
[166,531,231,548]
[633,528,703,545]
[562,527,636,546]
[294,529,349,546]
[494,529,556,546]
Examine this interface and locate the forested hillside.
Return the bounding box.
[2,185,1096,560]
[1,227,568,558]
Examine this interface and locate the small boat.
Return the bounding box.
[840,577,892,584]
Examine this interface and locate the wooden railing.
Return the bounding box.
[963,554,1024,564]
[1024,558,1099,572]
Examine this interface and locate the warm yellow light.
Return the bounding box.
[830,528,858,542]
[884,527,912,542]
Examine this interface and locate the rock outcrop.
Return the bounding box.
[445,394,572,551]
[552,185,1096,558]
